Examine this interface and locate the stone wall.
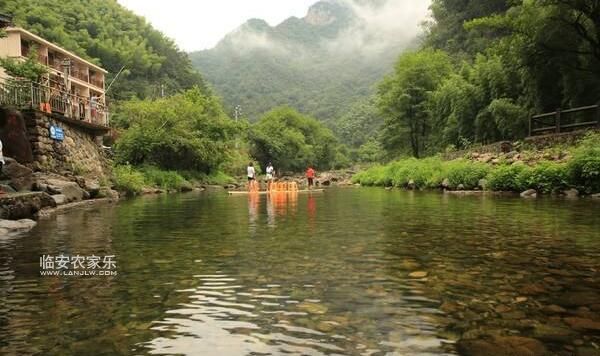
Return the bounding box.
[443,141,513,161]
[23,110,110,179]
[442,129,598,161]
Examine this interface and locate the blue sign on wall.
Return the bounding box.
[49,125,65,141]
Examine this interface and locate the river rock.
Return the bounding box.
[457,184,465,191]
[97,187,119,201]
[557,291,598,307]
[591,193,600,199]
[407,179,416,190]
[0,218,37,234]
[494,304,511,313]
[0,192,56,219]
[45,179,86,202]
[409,271,428,278]
[297,302,328,315]
[576,347,600,356]
[84,181,101,198]
[521,283,546,295]
[51,194,67,205]
[563,317,600,331]
[532,324,575,342]
[563,188,579,198]
[1,158,34,191]
[520,189,537,198]
[456,336,547,356]
[543,304,567,314]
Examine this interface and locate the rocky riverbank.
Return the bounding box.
[0,157,119,235]
[352,132,600,198]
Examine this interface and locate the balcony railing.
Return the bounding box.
[0,80,109,127]
[44,57,104,89]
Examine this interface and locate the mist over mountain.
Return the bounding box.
[189,0,430,123]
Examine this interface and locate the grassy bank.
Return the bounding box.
[352,133,600,195]
[112,164,236,196]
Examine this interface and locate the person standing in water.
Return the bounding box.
[247,162,257,192]
[265,162,275,191]
[306,166,316,189]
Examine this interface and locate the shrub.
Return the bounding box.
[487,164,527,191]
[351,165,387,186]
[386,157,444,188]
[140,166,191,191]
[113,164,145,195]
[568,132,600,193]
[517,161,569,193]
[444,160,490,189]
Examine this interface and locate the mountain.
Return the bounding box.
[0,0,207,100]
[189,0,427,123]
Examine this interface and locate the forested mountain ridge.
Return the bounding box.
[0,0,206,100]
[189,0,425,122]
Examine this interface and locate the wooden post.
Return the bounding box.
[556,108,561,134]
[529,116,532,137]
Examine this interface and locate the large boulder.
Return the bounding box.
[51,194,67,206]
[0,219,37,235]
[45,178,86,202]
[97,187,119,201]
[84,180,101,198]
[1,158,34,191]
[563,188,579,198]
[520,189,537,198]
[0,192,56,219]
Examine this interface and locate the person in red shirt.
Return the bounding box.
[306,166,315,189]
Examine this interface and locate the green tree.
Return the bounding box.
[113,87,238,173]
[0,49,47,81]
[377,49,453,158]
[249,107,338,172]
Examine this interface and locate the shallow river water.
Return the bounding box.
[1,188,599,355]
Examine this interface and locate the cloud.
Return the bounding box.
[326,0,432,56]
[219,0,431,57]
[227,30,283,53]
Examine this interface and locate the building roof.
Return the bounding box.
[7,26,108,74]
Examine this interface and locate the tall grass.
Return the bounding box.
[568,132,600,194]
[352,133,600,194]
[113,164,145,195]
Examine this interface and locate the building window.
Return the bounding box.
[21,39,31,57]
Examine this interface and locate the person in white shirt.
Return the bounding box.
[265,162,275,191]
[247,162,257,192]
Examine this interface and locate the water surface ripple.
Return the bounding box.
[0,189,599,355]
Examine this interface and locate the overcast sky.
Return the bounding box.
[117,0,318,52]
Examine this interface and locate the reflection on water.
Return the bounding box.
[0,189,599,355]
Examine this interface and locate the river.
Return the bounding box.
[1,188,599,355]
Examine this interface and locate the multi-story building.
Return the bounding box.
[0,26,109,127]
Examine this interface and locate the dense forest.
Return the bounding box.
[0,0,206,100]
[375,0,600,158]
